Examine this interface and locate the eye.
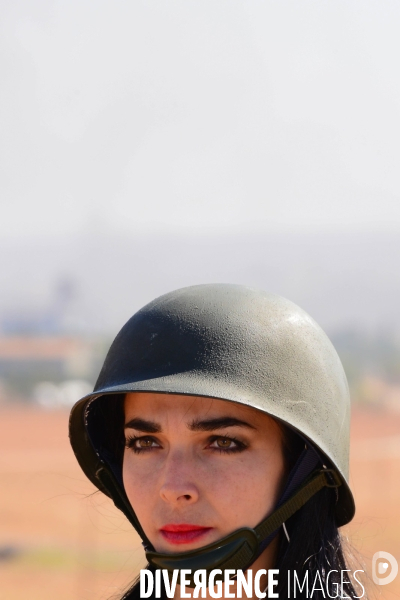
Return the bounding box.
[215,438,234,449]
[136,437,156,448]
[208,436,247,453]
[125,435,161,453]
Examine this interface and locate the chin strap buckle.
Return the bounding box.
[322,468,342,488]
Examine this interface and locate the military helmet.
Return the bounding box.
[69,284,354,575]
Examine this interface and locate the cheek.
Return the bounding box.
[249,451,286,516]
[122,452,157,525]
[199,451,285,530]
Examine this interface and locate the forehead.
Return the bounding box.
[124,392,280,431]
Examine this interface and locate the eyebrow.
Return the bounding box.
[124,416,255,432]
[188,417,255,431]
[124,418,161,433]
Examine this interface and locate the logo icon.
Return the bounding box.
[372,551,398,585]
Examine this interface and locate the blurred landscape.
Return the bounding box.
[1,231,400,599]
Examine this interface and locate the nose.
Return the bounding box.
[159,450,199,506]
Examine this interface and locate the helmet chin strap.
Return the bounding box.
[95,447,341,588]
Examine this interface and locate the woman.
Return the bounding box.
[69,284,362,599]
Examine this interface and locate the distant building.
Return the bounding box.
[0,336,104,401]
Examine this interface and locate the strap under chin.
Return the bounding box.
[257,445,321,553]
[95,465,151,546]
[255,467,340,546]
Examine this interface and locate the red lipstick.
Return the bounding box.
[160,524,213,545]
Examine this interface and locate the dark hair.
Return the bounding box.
[88,396,365,600]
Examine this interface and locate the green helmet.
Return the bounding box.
[69,284,354,578]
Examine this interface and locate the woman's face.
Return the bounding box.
[123,393,286,554]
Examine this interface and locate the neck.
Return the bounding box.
[172,537,279,600]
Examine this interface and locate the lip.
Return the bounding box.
[160,524,213,545]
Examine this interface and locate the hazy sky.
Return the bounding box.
[2,0,400,239]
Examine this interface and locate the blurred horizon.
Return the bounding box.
[1,229,400,407]
[2,229,400,334]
